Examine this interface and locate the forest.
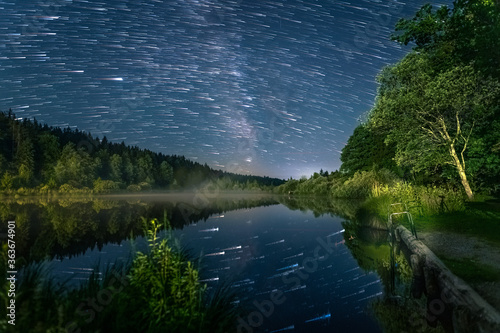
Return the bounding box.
[0,110,284,194]
[277,0,500,203]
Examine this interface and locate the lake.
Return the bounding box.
[1,193,403,332]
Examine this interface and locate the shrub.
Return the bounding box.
[39,185,51,194]
[332,169,399,198]
[16,187,31,196]
[128,221,205,331]
[138,182,152,191]
[127,184,142,192]
[59,183,76,193]
[93,178,120,194]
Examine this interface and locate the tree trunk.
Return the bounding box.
[449,144,474,200]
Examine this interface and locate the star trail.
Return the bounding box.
[0,0,447,178]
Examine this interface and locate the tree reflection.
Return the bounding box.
[0,195,279,264]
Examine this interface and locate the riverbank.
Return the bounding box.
[419,231,500,312]
[395,226,500,332]
[383,201,500,315]
[411,199,500,312]
[358,195,500,313]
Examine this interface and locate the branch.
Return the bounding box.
[460,121,474,170]
[439,117,452,142]
[421,126,440,142]
[437,122,449,142]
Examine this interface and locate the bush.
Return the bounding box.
[39,185,51,194]
[16,187,31,196]
[59,183,76,193]
[332,169,399,198]
[126,184,142,192]
[93,178,120,194]
[127,221,205,331]
[138,182,152,191]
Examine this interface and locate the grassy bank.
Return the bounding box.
[364,186,500,286]
[415,200,500,245]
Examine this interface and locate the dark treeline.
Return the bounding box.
[0,111,284,193]
[277,0,500,202]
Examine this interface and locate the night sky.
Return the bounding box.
[1,0,450,179]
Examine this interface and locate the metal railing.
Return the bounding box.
[388,202,417,239]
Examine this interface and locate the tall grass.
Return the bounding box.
[124,218,208,332]
[331,169,399,198]
[370,182,466,217]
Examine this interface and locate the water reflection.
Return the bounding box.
[0,194,410,332]
[173,204,383,332]
[0,194,279,263]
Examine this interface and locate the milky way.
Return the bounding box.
[0,0,449,178]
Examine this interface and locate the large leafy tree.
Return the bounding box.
[392,0,500,78]
[54,143,99,188]
[110,154,123,182]
[158,161,174,186]
[136,155,154,184]
[358,0,500,199]
[38,132,60,181]
[370,53,500,199]
[340,124,397,176]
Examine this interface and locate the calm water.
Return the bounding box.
[1,194,388,332]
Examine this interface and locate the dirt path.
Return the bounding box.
[419,231,500,311]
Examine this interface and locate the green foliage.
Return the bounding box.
[392,0,500,78]
[275,178,301,194]
[332,169,399,199]
[54,143,98,188]
[109,154,123,182]
[466,122,500,193]
[136,155,154,184]
[93,178,120,193]
[58,183,77,194]
[0,172,13,190]
[38,132,59,181]
[158,160,174,186]
[126,184,142,192]
[127,219,206,331]
[440,257,500,284]
[416,200,500,245]
[370,182,466,216]
[370,55,499,185]
[340,124,398,176]
[138,181,152,191]
[392,3,451,49]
